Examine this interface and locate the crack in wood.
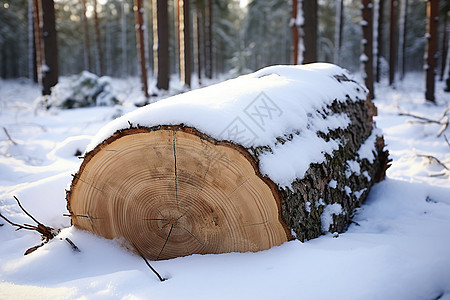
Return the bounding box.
[173,131,179,210]
[228,178,249,196]
[157,223,174,260]
[183,227,204,246]
[245,220,269,226]
[71,174,104,193]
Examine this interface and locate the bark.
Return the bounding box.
[425,0,439,102]
[41,0,58,96]
[194,8,202,86]
[302,0,318,64]
[440,12,448,81]
[82,0,92,72]
[376,0,384,82]
[398,0,408,80]
[153,0,170,90]
[334,0,344,65]
[32,0,43,85]
[178,0,191,87]
[205,0,213,79]
[362,0,375,99]
[292,0,299,65]
[389,0,397,86]
[121,0,128,76]
[134,0,150,99]
[93,0,104,76]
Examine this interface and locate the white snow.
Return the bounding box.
[358,128,381,162]
[1,72,450,299]
[320,203,343,232]
[328,179,338,188]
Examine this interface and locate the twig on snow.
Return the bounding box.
[399,106,450,137]
[444,134,450,150]
[131,242,166,282]
[0,196,80,255]
[416,154,449,170]
[2,127,17,145]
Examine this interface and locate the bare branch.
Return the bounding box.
[2,127,17,145]
[0,211,37,231]
[444,134,450,149]
[416,154,449,170]
[65,238,81,252]
[398,112,441,124]
[13,196,42,226]
[131,242,166,282]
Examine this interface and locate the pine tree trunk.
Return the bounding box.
[67,65,389,261]
[134,0,150,100]
[32,0,43,85]
[121,0,128,76]
[41,0,58,95]
[82,0,92,72]
[398,0,408,80]
[194,7,202,86]
[334,0,344,65]
[153,0,170,90]
[205,0,213,79]
[93,0,104,76]
[362,0,375,99]
[389,0,397,86]
[302,0,317,64]
[440,12,448,81]
[376,0,384,82]
[178,0,191,87]
[425,0,439,102]
[292,0,299,65]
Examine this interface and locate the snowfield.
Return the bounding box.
[1,72,450,300]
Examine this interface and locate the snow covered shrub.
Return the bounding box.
[37,71,120,109]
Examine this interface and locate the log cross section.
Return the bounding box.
[67,126,291,260]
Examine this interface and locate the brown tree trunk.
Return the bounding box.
[389,0,397,86]
[362,0,375,99]
[178,0,191,87]
[32,0,43,85]
[134,0,150,100]
[41,0,58,96]
[399,0,408,80]
[302,0,318,64]
[82,0,92,72]
[376,0,384,82]
[67,67,389,261]
[425,0,439,102]
[440,12,448,81]
[292,0,299,65]
[93,0,104,76]
[334,0,344,65]
[205,0,212,79]
[194,7,202,86]
[153,0,170,90]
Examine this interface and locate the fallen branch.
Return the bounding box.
[416,154,449,170]
[132,242,166,282]
[444,134,450,149]
[0,196,79,255]
[2,127,17,145]
[399,106,450,137]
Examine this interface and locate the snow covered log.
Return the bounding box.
[66,64,389,260]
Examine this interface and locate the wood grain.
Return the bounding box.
[68,127,290,260]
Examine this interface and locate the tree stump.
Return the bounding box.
[66,64,389,260]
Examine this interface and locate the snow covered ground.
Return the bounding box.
[0,72,449,300]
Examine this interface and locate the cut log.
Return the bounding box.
[66,63,389,260]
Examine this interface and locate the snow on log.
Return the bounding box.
[66,63,389,260]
